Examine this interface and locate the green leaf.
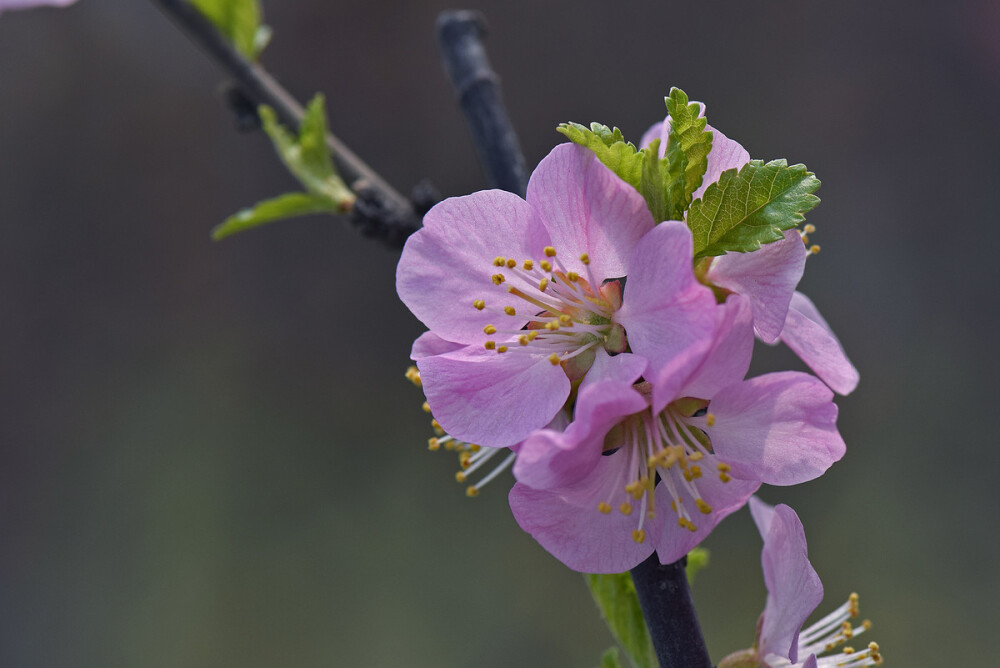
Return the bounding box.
[599,647,625,668]
[639,139,668,223]
[557,122,644,189]
[585,573,658,668]
[259,95,355,206]
[684,547,710,585]
[663,88,713,219]
[190,0,270,60]
[211,192,337,240]
[687,159,820,258]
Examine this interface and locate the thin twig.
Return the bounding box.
[150,0,422,245]
[436,11,528,197]
[630,553,714,668]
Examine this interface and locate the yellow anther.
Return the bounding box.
[483,324,497,335]
[523,259,534,270]
[504,306,516,316]
[459,454,471,469]
[579,253,590,265]
[527,331,539,341]
[849,593,860,616]
[717,462,731,472]
[809,244,821,255]
[493,256,505,267]
[427,437,440,451]
[689,451,704,462]
[492,273,506,285]
[619,502,633,515]
[690,465,702,479]
[631,529,646,544]
[544,246,557,257]
[670,500,677,512]
[548,353,561,365]
[421,401,431,413]
[465,486,480,498]
[719,472,732,483]
[647,455,659,468]
[473,299,485,310]
[624,481,641,495]
[597,502,612,514]
[683,469,694,482]
[469,444,481,452]
[484,341,496,350]
[506,258,517,269]
[696,499,713,514]
[404,366,422,387]
[540,260,552,272]
[804,224,816,234]
[455,471,467,483]
[842,621,854,638]
[538,277,549,291]
[566,271,579,281]
[559,314,572,324]
[862,620,873,631]
[544,322,558,331]
[705,413,716,426]
[497,345,508,353]
[647,510,656,519]
[843,647,855,655]
[518,335,529,346]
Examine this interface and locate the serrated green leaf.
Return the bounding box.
[557,122,644,189]
[687,159,820,258]
[212,192,337,240]
[639,139,668,223]
[663,88,713,219]
[585,573,658,668]
[684,547,710,585]
[599,647,625,668]
[190,0,269,60]
[259,95,354,206]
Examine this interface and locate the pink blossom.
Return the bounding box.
[643,113,859,395]
[508,296,845,573]
[397,144,718,448]
[716,498,882,668]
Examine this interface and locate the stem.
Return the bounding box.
[150,0,422,245]
[630,553,713,668]
[436,11,528,197]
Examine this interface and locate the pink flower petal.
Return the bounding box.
[707,230,807,343]
[528,144,655,279]
[418,345,570,448]
[654,458,759,564]
[640,121,665,154]
[691,124,751,202]
[515,351,647,489]
[780,292,860,395]
[509,453,659,573]
[396,191,550,345]
[750,498,823,663]
[707,372,845,486]
[410,331,464,360]
[615,222,719,412]
[677,295,754,401]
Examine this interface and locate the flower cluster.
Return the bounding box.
[397,102,857,575]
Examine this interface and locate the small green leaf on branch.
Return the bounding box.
[599,647,625,668]
[211,192,338,240]
[684,547,710,585]
[687,159,820,258]
[663,87,712,219]
[584,572,658,668]
[213,94,354,240]
[557,122,644,189]
[190,0,271,60]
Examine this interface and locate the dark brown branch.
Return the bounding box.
[150,0,423,246]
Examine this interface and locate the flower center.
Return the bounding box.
[473,246,625,372]
[596,400,732,544]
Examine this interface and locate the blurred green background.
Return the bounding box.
[1,1,996,665]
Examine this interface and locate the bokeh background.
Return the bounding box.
[2,1,997,665]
